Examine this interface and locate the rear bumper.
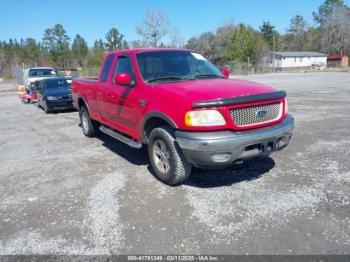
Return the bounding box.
[175,114,294,167]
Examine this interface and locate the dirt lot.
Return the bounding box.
[0,72,349,255]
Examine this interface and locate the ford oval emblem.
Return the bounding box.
[256,109,267,118]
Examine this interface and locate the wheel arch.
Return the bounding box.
[77,96,90,113]
[142,112,178,144]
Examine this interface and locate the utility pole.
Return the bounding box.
[248,57,250,74]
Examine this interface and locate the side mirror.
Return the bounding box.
[114,73,132,86]
[221,68,230,78]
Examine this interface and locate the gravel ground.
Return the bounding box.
[0,72,349,255]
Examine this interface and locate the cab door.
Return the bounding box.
[102,54,144,138]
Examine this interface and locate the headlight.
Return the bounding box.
[185,110,226,126]
[46,96,58,101]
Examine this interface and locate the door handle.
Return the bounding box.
[97,93,102,98]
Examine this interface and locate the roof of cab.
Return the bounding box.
[38,76,71,82]
[106,48,194,56]
[28,67,54,70]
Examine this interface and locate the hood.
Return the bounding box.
[29,76,56,83]
[153,78,277,102]
[45,88,71,97]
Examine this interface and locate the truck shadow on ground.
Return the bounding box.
[95,131,275,187]
[97,133,149,165]
[184,157,275,188]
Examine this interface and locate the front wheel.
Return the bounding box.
[148,126,191,185]
[44,100,51,114]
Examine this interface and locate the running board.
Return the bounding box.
[99,125,142,149]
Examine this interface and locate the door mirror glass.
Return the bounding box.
[114,73,132,86]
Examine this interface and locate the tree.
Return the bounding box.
[23,38,41,65]
[313,0,348,25]
[313,0,350,54]
[72,34,88,67]
[186,32,216,61]
[130,40,145,48]
[259,21,281,51]
[227,23,266,66]
[136,9,169,47]
[104,28,127,51]
[42,24,70,66]
[212,23,236,64]
[168,28,184,48]
[285,15,308,50]
[303,27,323,51]
[87,39,105,67]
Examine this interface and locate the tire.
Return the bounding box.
[148,125,191,185]
[80,106,99,137]
[44,100,51,114]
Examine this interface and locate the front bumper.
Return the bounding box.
[46,100,74,110]
[175,115,294,167]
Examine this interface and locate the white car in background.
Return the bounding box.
[23,67,56,88]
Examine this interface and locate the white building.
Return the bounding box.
[268,52,327,70]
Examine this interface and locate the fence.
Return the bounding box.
[78,67,100,78]
[12,65,25,86]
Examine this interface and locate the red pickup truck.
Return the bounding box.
[72,48,294,185]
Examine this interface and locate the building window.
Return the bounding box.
[294,57,296,62]
[299,57,303,62]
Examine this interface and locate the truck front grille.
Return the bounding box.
[229,102,282,127]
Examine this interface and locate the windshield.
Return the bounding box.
[29,69,56,77]
[46,79,70,89]
[136,51,223,83]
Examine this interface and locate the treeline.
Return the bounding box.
[0,25,129,78]
[0,0,349,78]
[188,0,350,67]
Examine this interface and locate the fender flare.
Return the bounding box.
[141,111,178,141]
[76,95,90,113]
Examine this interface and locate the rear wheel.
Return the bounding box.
[148,126,191,185]
[80,106,99,137]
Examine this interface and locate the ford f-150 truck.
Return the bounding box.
[72,48,294,185]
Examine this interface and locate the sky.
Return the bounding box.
[1,0,349,46]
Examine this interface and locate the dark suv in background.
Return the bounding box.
[36,77,74,113]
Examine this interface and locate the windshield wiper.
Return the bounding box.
[194,74,224,79]
[147,76,194,83]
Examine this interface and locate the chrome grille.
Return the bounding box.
[230,102,282,127]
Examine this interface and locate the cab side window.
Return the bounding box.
[114,55,136,84]
[101,54,115,82]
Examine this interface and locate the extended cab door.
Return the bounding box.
[100,54,143,138]
[96,54,115,124]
